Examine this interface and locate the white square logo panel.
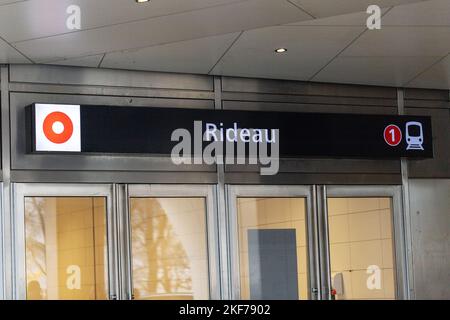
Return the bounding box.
[35,104,81,152]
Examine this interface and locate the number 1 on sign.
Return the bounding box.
[389,128,396,142]
[384,124,402,146]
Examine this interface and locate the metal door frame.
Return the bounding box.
[0,183,3,299]
[324,185,409,300]
[9,183,409,300]
[124,184,220,300]
[11,183,118,300]
[226,185,320,300]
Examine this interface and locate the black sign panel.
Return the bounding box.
[28,104,433,158]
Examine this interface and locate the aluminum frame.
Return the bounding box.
[226,185,319,300]
[1,65,13,300]
[0,183,3,299]
[398,88,415,299]
[11,183,118,300]
[326,185,409,300]
[126,184,221,300]
[316,185,332,300]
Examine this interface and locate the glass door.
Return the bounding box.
[226,185,319,300]
[12,183,408,301]
[13,184,117,300]
[124,185,220,300]
[324,186,409,300]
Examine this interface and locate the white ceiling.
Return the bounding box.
[2,0,450,90]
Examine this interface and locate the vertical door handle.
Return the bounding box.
[311,287,319,299]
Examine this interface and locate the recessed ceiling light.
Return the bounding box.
[275,48,287,53]
[136,0,150,3]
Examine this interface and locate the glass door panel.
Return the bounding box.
[126,185,219,300]
[236,197,309,300]
[227,185,317,300]
[25,197,108,300]
[14,184,116,300]
[327,197,396,300]
[129,197,209,300]
[325,186,408,300]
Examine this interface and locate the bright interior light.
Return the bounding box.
[275,48,287,53]
[136,0,150,3]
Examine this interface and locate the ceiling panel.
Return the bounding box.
[342,26,450,57]
[313,56,440,87]
[407,55,450,89]
[210,26,364,81]
[101,32,240,74]
[0,38,30,63]
[289,0,425,18]
[383,0,450,26]
[0,0,447,90]
[48,54,104,68]
[0,0,245,42]
[0,0,28,5]
[12,0,311,63]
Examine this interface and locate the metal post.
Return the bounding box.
[397,88,414,299]
[309,185,321,300]
[316,185,331,300]
[115,184,130,300]
[214,76,230,299]
[1,65,13,299]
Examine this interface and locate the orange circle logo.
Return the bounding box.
[43,112,74,144]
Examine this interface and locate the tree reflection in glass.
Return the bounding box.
[130,198,209,300]
[25,197,108,300]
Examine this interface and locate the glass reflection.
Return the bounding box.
[130,198,209,300]
[25,197,108,300]
[237,197,309,300]
[327,197,396,300]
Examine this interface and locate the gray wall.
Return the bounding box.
[404,88,450,299]
[405,89,450,178]
[409,179,450,299]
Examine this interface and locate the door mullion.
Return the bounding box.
[107,184,120,300]
[114,184,132,300]
[308,185,321,300]
[316,185,332,300]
